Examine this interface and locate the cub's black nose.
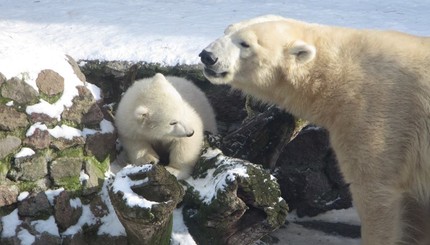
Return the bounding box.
[199,50,218,66]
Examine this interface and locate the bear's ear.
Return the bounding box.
[288,40,316,64]
[134,106,149,120]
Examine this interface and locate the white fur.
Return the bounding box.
[115,73,217,179]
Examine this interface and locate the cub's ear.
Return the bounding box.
[134,106,149,120]
[288,40,316,64]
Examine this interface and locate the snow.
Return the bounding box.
[62,205,97,236]
[31,216,60,237]
[14,147,36,159]
[2,0,428,244]
[98,177,126,236]
[111,164,161,208]
[17,191,29,201]
[171,207,197,245]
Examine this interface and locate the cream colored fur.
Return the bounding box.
[115,73,217,179]
[200,15,430,244]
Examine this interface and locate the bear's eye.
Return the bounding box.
[170,121,178,125]
[240,41,250,48]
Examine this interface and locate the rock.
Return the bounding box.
[82,159,105,195]
[66,55,86,83]
[23,128,51,149]
[61,86,97,125]
[29,113,58,127]
[9,154,48,181]
[0,72,6,87]
[49,157,83,187]
[1,77,38,104]
[33,232,62,245]
[0,105,29,131]
[84,132,116,162]
[0,182,19,207]
[54,191,82,232]
[183,143,288,245]
[36,69,64,96]
[17,192,53,220]
[89,194,109,218]
[108,164,185,245]
[50,136,85,151]
[0,135,21,159]
[221,105,296,169]
[275,127,352,217]
[82,103,104,127]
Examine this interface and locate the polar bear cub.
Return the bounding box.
[115,73,217,179]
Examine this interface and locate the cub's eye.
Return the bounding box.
[240,41,250,48]
[170,121,178,125]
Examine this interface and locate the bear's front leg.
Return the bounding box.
[166,137,203,180]
[350,183,402,245]
[123,140,160,165]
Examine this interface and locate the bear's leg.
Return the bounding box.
[123,140,160,165]
[350,183,403,245]
[398,193,430,245]
[166,137,202,180]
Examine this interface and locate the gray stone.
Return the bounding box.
[0,105,29,131]
[23,128,51,149]
[54,191,82,232]
[89,194,109,218]
[0,182,19,207]
[0,72,6,87]
[36,69,64,96]
[84,132,116,162]
[18,192,53,220]
[61,86,96,125]
[12,154,48,181]
[49,157,83,186]
[1,77,38,104]
[0,135,22,159]
[82,160,105,195]
[50,136,85,151]
[66,55,86,83]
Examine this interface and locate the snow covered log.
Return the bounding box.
[182,137,289,245]
[108,164,184,245]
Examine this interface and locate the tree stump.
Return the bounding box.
[108,164,184,245]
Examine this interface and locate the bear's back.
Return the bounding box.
[166,76,218,134]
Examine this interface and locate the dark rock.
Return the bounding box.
[23,128,51,149]
[0,135,21,159]
[275,127,352,217]
[89,194,109,218]
[183,142,288,245]
[50,136,85,151]
[221,106,296,169]
[1,77,38,104]
[54,191,82,232]
[0,182,19,207]
[36,69,64,96]
[49,157,83,187]
[108,164,184,245]
[9,154,48,181]
[0,237,20,245]
[33,232,62,245]
[30,113,58,127]
[18,192,53,220]
[62,231,127,245]
[0,105,29,131]
[66,55,86,83]
[82,103,104,127]
[85,132,116,162]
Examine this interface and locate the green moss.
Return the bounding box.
[85,154,110,174]
[18,181,38,192]
[56,146,84,158]
[39,92,62,104]
[0,160,11,182]
[0,127,27,139]
[56,176,82,192]
[61,119,80,129]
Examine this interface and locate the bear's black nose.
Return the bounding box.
[199,50,218,66]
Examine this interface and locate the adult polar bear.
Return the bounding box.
[199,15,430,245]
